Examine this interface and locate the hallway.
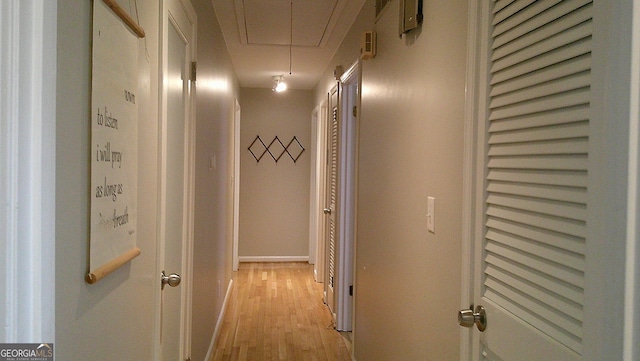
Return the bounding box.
[212,263,352,361]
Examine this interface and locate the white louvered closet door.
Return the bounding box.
[325,84,339,318]
[473,1,592,360]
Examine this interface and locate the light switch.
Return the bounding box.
[427,196,435,233]
[209,153,216,170]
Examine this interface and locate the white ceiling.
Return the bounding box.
[213,0,366,90]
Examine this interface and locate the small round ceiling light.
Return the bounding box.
[272,75,287,92]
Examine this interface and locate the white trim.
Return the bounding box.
[239,256,310,263]
[309,106,319,267]
[624,1,640,359]
[205,279,234,361]
[339,59,360,84]
[584,2,633,360]
[336,59,360,333]
[460,0,480,359]
[0,0,56,343]
[232,99,241,271]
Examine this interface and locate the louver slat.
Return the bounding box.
[491,55,591,97]
[489,89,590,121]
[491,20,592,73]
[490,39,591,85]
[484,265,583,321]
[486,218,585,255]
[487,182,586,204]
[486,254,584,304]
[493,0,516,15]
[492,0,586,45]
[487,138,588,157]
[489,106,589,132]
[487,169,587,188]
[492,0,535,25]
[483,0,591,355]
[489,120,588,143]
[493,2,592,57]
[487,206,586,238]
[487,194,585,221]
[490,72,590,109]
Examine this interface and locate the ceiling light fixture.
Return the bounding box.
[272,75,287,92]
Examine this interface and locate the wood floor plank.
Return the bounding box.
[211,262,351,361]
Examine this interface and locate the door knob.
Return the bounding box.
[161,271,181,290]
[323,208,332,215]
[458,305,486,331]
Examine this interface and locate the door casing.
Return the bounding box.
[336,60,360,332]
[313,100,328,283]
[233,99,241,271]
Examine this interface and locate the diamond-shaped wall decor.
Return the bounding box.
[248,135,306,163]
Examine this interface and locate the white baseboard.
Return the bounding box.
[239,256,310,263]
[204,279,234,361]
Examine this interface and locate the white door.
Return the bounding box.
[325,84,340,318]
[463,1,593,360]
[158,1,196,360]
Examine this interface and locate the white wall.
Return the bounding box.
[55,0,237,359]
[191,0,240,359]
[239,88,313,260]
[313,0,468,359]
[55,0,158,359]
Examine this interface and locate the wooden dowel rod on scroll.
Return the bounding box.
[86,247,141,284]
[101,0,146,38]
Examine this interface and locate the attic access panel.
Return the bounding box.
[240,0,339,47]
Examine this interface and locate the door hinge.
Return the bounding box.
[352,105,357,117]
[191,61,197,82]
[349,285,353,296]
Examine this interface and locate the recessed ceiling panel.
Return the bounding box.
[215,0,365,89]
[242,0,338,47]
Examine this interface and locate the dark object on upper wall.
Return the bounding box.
[375,0,391,20]
[399,0,423,37]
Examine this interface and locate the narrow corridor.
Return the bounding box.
[212,263,352,361]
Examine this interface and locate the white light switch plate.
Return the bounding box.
[427,196,435,233]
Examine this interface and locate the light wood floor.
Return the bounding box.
[211,262,352,361]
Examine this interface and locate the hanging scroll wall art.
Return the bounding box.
[87,0,145,284]
[249,135,306,163]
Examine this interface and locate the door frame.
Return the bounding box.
[233,99,241,271]
[460,0,483,358]
[625,1,640,359]
[312,100,328,282]
[0,0,57,342]
[155,0,197,359]
[336,59,360,332]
